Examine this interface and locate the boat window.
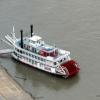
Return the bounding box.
[23,51,25,54]
[38,57,40,60]
[54,62,56,65]
[17,49,19,52]
[29,59,31,62]
[32,48,35,52]
[64,58,66,60]
[34,48,37,53]
[42,64,44,67]
[35,56,37,59]
[41,58,43,61]
[35,61,37,65]
[44,59,45,62]
[26,52,28,55]
[20,50,22,53]
[14,52,17,56]
[38,41,40,44]
[32,60,34,64]
[29,53,31,57]
[32,55,34,58]
[24,44,26,48]
[60,59,62,63]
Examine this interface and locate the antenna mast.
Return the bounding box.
[12,26,16,41]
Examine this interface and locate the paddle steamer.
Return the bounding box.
[4,25,80,78]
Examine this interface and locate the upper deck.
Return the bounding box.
[15,35,70,62]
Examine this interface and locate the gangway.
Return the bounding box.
[0,49,13,54]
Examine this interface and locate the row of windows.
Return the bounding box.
[14,48,67,66]
[54,58,66,65]
[14,52,48,68]
[15,48,46,62]
[58,58,66,63]
[15,48,55,67]
[23,43,43,55]
[23,44,37,53]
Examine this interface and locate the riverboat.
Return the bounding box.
[3,25,80,78]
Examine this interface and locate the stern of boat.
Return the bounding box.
[60,60,80,78]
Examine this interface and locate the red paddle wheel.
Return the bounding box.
[61,60,80,77]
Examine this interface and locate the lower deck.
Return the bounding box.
[12,52,65,75]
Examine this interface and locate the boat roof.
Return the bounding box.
[29,35,42,41]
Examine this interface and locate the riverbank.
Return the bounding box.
[0,65,33,100]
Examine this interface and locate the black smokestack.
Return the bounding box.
[30,24,33,37]
[20,30,23,48]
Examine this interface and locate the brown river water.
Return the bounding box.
[0,0,100,100]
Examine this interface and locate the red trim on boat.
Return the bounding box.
[61,60,80,77]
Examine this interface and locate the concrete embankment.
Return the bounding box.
[0,65,33,100]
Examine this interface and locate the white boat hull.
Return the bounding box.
[11,53,65,76]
